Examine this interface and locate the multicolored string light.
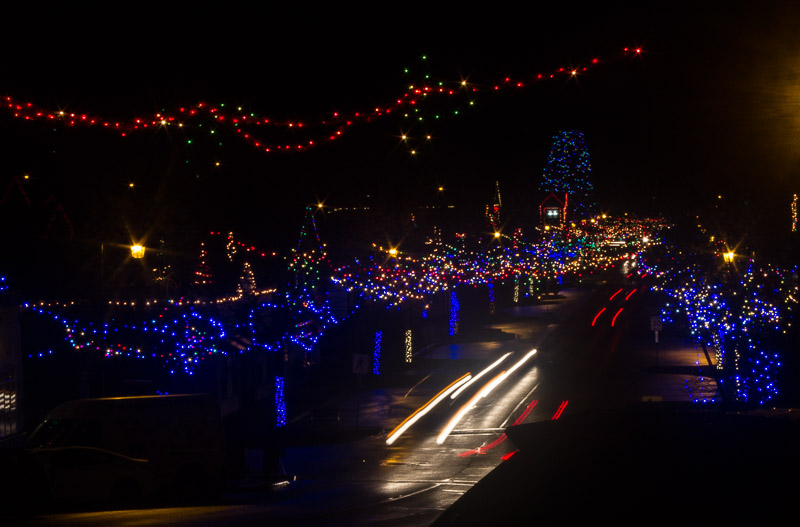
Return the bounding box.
[2,47,642,156]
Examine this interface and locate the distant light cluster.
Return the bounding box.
[331,215,662,308]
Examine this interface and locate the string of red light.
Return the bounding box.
[2,47,642,154]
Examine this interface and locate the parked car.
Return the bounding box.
[30,446,155,508]
[26,394,226,502]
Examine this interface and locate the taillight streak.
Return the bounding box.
[501,450,518,461]
[511,399,538,426]
[591,307,606,326]
[611,307,624,327]
[552,400,569,420]
[458,400,538,458]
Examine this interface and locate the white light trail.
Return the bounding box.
[438,373,506,445]
[503,349,538,377]
[437,349,537,445]
[386,373,472,445]
[450,352,512,400]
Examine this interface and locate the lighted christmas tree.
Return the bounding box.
[486,181,502,232]
[287,206,328,309]
[193,241,213,287]
[540,130,597,219]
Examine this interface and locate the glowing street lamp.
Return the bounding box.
[723,251,735,263]
[131,244,145,259]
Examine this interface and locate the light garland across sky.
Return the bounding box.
[2,47,643,156]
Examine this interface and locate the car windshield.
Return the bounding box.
[26,418,77,449]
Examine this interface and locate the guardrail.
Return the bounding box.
[0,379,19,439]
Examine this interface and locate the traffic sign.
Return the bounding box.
[650,316,662,332]
[352,354,370,375]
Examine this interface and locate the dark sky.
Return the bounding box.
[2,3,800,253]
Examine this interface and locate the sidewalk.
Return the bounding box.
[638,335,719,404]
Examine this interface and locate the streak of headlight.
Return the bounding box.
[438,349,538,445]
[385,373,472,445]
[591,307,606,326]
[450,352,512,400]
[624,289,636,301]
[609,288,623,301]
[503,349,538,377]
[437,372,506,445]
[611,307,624,327]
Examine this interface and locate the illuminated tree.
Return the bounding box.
[486,181,502,231]
[540,130,597,219]
[287,206,328,309]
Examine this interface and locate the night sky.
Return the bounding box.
[2,3,800,287]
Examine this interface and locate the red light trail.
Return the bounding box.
[591,307,606,327]
[611,308,624,327]
[552,400,569,420]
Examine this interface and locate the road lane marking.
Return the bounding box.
[447,428,506,435]
[381,483,443,502]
